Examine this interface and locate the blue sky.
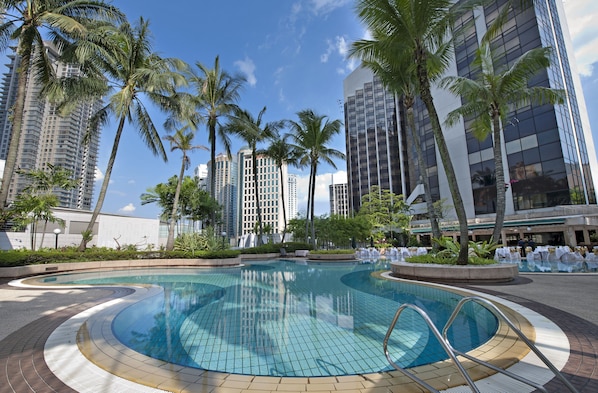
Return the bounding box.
[89,0,598,219]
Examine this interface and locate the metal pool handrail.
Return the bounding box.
[441,296,579,393]
[383,303,480,393]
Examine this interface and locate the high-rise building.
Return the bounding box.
[287,173,298,220]
[194,164,208,189]
[0,43,101,209]
[344,0,598,245]
[236,148,287,241]
[207,153,237,238]
[344,65,408,214]
[329,183,349,218]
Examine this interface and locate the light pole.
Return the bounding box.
[53,228,61,249]
[221,231,227,248]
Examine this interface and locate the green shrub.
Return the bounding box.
[0,248,240,267]
[281,242,313,252]
[406,254,495,266]
[309,249,355,255]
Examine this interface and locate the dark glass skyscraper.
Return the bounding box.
[344,0,597,245]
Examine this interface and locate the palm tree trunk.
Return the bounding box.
[252,148,264,246]
[305,169,313,244]
[416,53,469,264]
[209,123,217,227]
[492,115,506,243]
[309,162,317,248]
[0,51,30,208]
[30,221,36,251]
[78,116,126,251]
[406,105,442,244]
[166,156,186,250]
[278,164,287,243]
[40,219,48,250]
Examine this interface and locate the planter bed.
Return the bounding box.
[390,261,518,283]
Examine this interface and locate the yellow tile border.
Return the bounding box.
[69,276,538,393]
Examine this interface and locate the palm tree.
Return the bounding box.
[263,132,298,243]
[186,56,245,227]
[442,5,565,242]
[163,127,207,250]
[352,27,443,244]
[10,163,76,249]
[224,106,284,245]
[78,17,187,250]
[353,0,476,264]
[0,0,123,209]
[288,109,345,247]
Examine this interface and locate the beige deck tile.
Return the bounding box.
[308,376,337,384]
[275,383,308,391]
[221,379,252,389]
[246,381,280,391]
[305,383,335,390]
[335,375,367,382]
[281,377,309,384]
[386,382,429,393]
[334,380,367,390]
[253,376,281,383]
[225,374,254,382]
[210,386,244,393]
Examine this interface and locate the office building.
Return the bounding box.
[344,65,407,214]
[287,174,298,220]
[330,183,349,218]
[236,148,287,242]
[343,0,598,246]
[207,153,238,238]
[194,164,208,189]
[0,43,101,209]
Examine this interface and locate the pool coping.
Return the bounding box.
[10,272,571,393]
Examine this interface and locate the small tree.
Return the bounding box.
[9,163,76,249]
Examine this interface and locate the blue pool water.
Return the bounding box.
[40,260,498,377]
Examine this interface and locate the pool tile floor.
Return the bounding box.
[1,274,597,392]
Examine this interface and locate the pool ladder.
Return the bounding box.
[383,296,579,393]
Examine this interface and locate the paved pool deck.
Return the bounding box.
[0,272,596,393]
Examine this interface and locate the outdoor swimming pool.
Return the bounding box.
[38,260,499,377]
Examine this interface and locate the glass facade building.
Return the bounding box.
[344,0,597,243]
[451,0,596,216]
[344,66,409,213]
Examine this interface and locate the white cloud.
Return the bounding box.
[563,0,598,76]
[234,57,257,86]
[321,35,352,68]
[128,179,136,184]
[119,203,136,213]
[94,166,104,181]
[294,170,348,215]
[309,0,351,16]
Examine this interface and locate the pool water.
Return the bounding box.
[41,260,498,377]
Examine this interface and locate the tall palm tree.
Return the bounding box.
[263,132,298,243]
[288,109,345,247]
[442,6,565,242]
[0,0,123,209]
[186,56,244,227]
[224,106,284,245]
[78,17,187,250]
[353,27,443,244]
[163,127,207,250]
[353,0,477,264]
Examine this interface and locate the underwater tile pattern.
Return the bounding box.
[55,262,498,377]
